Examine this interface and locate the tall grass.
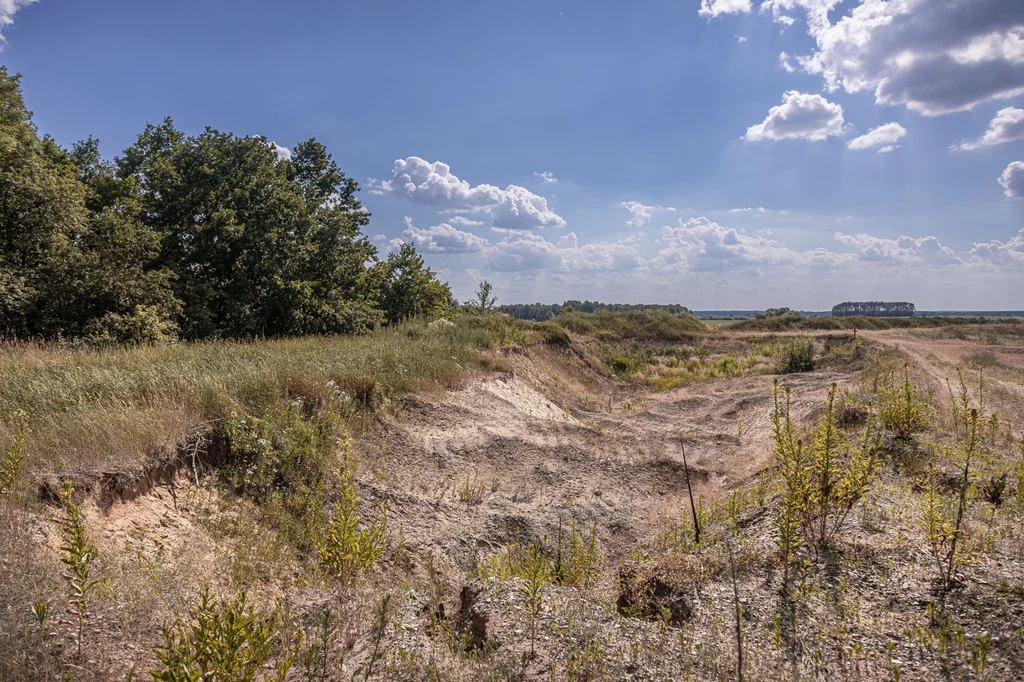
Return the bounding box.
[0,321,492,475]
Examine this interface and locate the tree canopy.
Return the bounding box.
[0,68,452,343]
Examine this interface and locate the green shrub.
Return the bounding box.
[316,437,387,583]
[83,304,178,346]
[879,364,929,439]
[535,321,571,346]
[221,403,343,549]
[151,586,296,682]
[0,410,28,500]
[776,339,816,374]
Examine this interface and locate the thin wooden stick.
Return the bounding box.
[681,440,700,546]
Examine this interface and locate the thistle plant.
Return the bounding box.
[56,481,100,659]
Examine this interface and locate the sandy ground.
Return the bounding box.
[51,327,1024,680]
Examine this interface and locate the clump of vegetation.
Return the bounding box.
[151,586,297,682]
[553,517,604,589]
[222,403,343,548]
[557,310,706,339]
[775,338,816,374]
[0,410,29,500]
[922,374,986,589]
[316,438,388,583]
[879,364,930,439]
[0,320,492,474]
[55,481,101,659]
[771,381,880,579]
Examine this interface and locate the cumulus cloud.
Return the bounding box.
[877,144,900,153]
[447,216,485,227]
[736,35,748,43]
[533,171,558,184]
[847,122,907,151]
[373,157,566,230]
[1000,161,1024,198]
[620,201,662,229]
[269,141,291,161]
[487,232,644,273]
[698,0,752,19]
[402,217,489,254]
[653,217,807,273]
[970,228,1024,266]
[0,0,36,44]
[955,107,1024,150]
[372,233,405,254]
[797,0,1024,116]
[743,91,845,142]
[709,0,1024,117]
[834,232,962,265]
[779,52,796,73]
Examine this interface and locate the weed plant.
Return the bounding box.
[55,481,100,659]
[151,586,297,682]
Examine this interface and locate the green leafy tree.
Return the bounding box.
[466,280,496,315]
[0,68,88,337]
[377,243,452,324]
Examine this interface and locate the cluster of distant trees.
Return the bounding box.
[498,301,691,321]
[0,68,453,343]
[757,307,795,319]
[831,301,916,318]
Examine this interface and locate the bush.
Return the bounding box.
[83,304,177,346]
[879,365,929,439]
[776,339,816,374]
[151,586,295,682]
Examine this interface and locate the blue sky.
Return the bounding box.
[4,0,1024,309]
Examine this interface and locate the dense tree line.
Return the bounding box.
[498,301,691,321]
[831,301,916,318]
[0,68,452,343]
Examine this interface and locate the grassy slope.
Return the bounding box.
[0,321,494,475]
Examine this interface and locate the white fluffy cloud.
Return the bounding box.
[710,0,1024,117]
[743,91,845,142]
[620,201,660,229]
[834,232,962,265]
[487,232,645,273]
[0,0,36,44]
[970,228,1024,266]
[653,217,809,273]
[533,171,558,184]
[800,0,1024,116]
[698,0,752,19]
[847,122,906,151]
[778,52,796,73]
[269,141,291,161]
[955,107,1024,150]
[402,217,489,254]
[1000,161,1024,199]
[373,157,566,230]
[447,216,485,227]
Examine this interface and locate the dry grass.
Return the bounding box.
[0,321,493,475]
